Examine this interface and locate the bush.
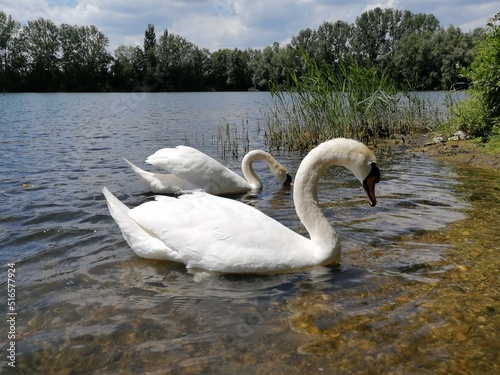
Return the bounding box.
[448,93,491,138]
[453,12,500,140]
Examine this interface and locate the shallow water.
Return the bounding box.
[0,92,496,374]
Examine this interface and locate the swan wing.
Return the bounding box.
[145,146,249,194]
[128,191,311,273]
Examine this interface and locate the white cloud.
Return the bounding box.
[0,0,496,52]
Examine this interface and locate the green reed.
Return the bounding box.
[265,56,441,150]
[216,119,250,160]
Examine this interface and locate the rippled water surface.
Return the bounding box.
[0,92,497,374]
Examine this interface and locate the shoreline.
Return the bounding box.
[405,133,499,171]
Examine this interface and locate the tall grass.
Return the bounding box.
[265,56,441,150]
[216,119,250,160]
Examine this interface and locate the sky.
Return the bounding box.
[1,0,498,52]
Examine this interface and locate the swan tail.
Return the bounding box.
[102,186,130,220]
[124,158,150,177]
[124,158,158,190]
[124,158,194,194]
[102,187,174,259]
[124,157,157,187]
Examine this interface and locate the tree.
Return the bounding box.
[315,21,353,69]
[400,11,440,35]
[288,28,316,76]
[0,11,20,91]
[209,48,231,90]
[0,8,484,92]
[111,45,146,91]
[465,13,500,117]
[454,13,500,138]
[226,49,251,90]
[352,8,441,72]
[392,30,436,89]
[156,30,207,90]
[433,26,475,90]
[59,24,112,91]
[244,47,264,89]
[143,24,157,84]
[352,7,393,64]
[16,18,60,91]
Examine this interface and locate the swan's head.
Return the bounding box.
[345,142,380,207]
[242,150,292,188]
[268,161,292,188]
[273,166,292,188]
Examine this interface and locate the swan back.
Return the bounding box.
[116,190,313,273]
[146,146,249,194]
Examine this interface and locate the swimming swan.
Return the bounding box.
[103,138,380,275]
[125,146,292,195]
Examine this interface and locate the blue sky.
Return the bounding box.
[1,0,497,52]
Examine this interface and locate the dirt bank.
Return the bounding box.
[403,133,500,171]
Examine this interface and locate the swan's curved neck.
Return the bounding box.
[293,141,354,263]
[241,150,275,189]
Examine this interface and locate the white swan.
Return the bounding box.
[125,146,292,195]
[103,138,380,275]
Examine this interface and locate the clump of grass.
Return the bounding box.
[265,55,442,151]
[442,93,491,139]
[216,119,250,160]
[486,131,500,154]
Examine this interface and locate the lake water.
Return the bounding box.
[0,92,496,374]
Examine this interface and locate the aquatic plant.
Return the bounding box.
[216,119,250,160]
[265,55,441,150]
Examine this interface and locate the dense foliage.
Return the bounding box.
[445,13,500,149]
[0,8,481,92]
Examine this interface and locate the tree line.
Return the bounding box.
[0,7,484,92]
